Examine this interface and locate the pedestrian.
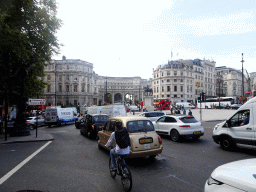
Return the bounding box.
[188,110,192,116]
[183,108,186,115]
[170,106,173,114]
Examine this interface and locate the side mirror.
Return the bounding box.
[224,120,230,127]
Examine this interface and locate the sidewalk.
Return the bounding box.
[0,128,54,144]
[129,108,236,122]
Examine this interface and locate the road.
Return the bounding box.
[0,121,256,192]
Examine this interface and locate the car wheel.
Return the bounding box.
[28,124,35,130]
[149,155,156,159]
[97,137,103,150]
[170,129,180,142]
[220,137,235,151]
[87,129,93,138]
[192,136,200,141]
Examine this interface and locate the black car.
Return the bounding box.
[80,114,109,138]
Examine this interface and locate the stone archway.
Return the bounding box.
[114,93,122,103]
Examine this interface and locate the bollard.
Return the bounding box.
[133,111,135,115]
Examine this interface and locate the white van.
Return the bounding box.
[176,102,195,110]
[87,106,103,115]
[100,104,126,118]
[45,107,78,127]
[212,97,256,151]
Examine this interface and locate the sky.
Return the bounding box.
[53,0,256,79]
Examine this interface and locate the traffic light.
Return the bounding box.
[202,92,206,101]
[198,96,201,102]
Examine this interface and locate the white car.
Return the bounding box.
[26,116,45,130]
[153,114,204,142]
[205,158,256,192]
[138,111,166,122]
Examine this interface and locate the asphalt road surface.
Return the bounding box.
[0,121,256,192]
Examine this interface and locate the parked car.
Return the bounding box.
[80,114,109,138]
[205,158,256,191]
[152,114,204,142]
[26,116,45,130]
[138,111,166,122]
[230,103,242,109]
[97,116,163,158]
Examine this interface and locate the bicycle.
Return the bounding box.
[109,155,132,192]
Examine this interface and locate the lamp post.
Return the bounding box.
[105,76,107,104]
[55,63,57,106]
[217,73,222,108]
[241,53,245,96]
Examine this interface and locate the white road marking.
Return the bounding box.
[0,141,52,185]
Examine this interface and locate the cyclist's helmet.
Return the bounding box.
[115,121,122,129]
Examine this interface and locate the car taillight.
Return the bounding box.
[158,135,162,144]
[179,125,190,128]
[26,120,30,123]
[92,125,94,130]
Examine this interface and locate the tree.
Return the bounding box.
[0,0,62,99]
[0,0,62,135]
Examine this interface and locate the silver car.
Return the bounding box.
[26,116,45,130]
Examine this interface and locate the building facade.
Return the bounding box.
[42,57,151,107]
[42,57,99,107]
[152,59,216,104]
[216,66,248,97]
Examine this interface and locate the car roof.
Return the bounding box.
[87,114,108,116]
[142,111,166,114]
[108,116,150,125]
[164,114,192,118]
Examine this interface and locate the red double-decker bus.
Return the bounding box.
[153,99,170,110]
[244,90,256,100]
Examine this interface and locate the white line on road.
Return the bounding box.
[0,141,52,185]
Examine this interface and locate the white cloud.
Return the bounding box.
[187,11,256,37]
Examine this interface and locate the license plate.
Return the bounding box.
[144,144,150,149]
[193,131,201,135]
[139,138,153,144]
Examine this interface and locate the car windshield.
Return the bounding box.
[93,115,109,123]
[27,117,34,120]
[126,120,155,133]
[179,116,198,123]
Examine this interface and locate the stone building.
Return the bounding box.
[42,57,99,107]
[216,66,247,97]
[97,76,148,105]
[42,57,151,107]
[152,59,216,104]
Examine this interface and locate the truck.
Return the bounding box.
[44,107,78,127]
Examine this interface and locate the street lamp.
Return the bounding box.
[241,53,245,96]
[216,73,222,108]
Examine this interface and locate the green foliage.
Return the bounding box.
[0,0,62,100]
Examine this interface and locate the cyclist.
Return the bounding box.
[105,121,131,171]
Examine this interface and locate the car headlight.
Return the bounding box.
[214,124,219,131]
[207,177,223,186]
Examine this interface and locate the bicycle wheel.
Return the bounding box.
[121,165,132,192]
[109,158,116,178]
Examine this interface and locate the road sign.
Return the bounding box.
[28,99,46,105]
